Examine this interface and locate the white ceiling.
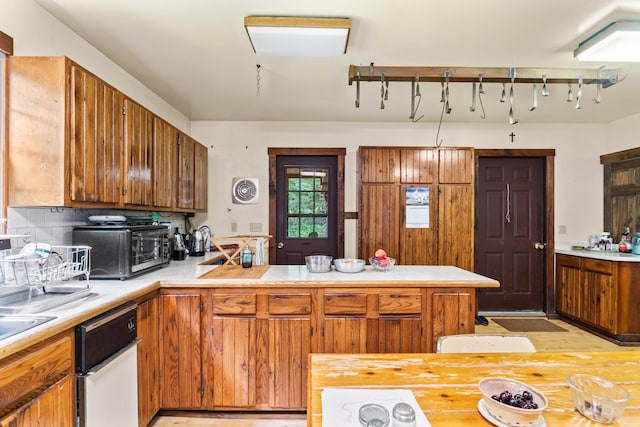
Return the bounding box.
[33,0,640,124]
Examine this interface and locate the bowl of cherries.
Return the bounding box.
[479,377,548,426]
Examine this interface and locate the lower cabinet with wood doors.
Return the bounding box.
[0,330,75,426]
[137,295,161,427]
[556,253,640,344]
[159,284,475,412]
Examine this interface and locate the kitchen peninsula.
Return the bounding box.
[555,247,640,345]
[0,256,498,424]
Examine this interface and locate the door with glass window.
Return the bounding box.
[274,155,338,264]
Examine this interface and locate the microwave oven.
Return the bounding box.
[72,225,170,280]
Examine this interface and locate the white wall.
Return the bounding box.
[191,120,609,257]
[1,0,190,132]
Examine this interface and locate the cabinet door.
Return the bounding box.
[137,297,160,427]
[428,289,474,352]
[123,98,154,207]
[439,184,474,270]
[176,133,196,210]
[322,293,368,353]
[556,255,582,319]
[69,64,123,204]
[193,141,208,211]
[153,117,177,209]
[267,318,310,409]
[439,148,473,184]
[160,293,202,409]
[0,375,74,427]
[583,260,615,332]
[360,147,399,184]
[359,185,400,261]
[210,317,257,408]
[400,148,437,184]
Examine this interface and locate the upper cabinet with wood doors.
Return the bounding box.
[601,147,640,238]
[358,146,474,269]
[152,117,177,210]
[7,55,208,212]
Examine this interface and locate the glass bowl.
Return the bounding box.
[567,374,630,424]
[368,257,395,272]
[478,377,547,426]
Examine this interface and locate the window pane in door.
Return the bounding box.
[285,167,330,239]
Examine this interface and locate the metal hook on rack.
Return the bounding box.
[380,72,387,109]
[355,70,360,108]
[593,67,602,104]
[567,83,573,102]
[444,70,452,114]
[576,75,583,109]
[470,81,477,112]
[508,67,518,125]
[478,74,486,119]
[541,74,549,96]
[410,74,423,122]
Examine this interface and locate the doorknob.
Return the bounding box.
[534,242,547,250]
[277,242,284,249]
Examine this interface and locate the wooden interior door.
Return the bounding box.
[475,157,546,312]
[274,155,339,264]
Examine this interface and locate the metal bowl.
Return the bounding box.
[305,255,333,273]
[334,258,365,273]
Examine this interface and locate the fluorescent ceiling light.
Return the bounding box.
[575,20,640,62]
[244,16,350,56]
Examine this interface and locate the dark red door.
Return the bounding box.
[475,157,546,312]
[275,155,339,265]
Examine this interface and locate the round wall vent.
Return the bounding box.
[232,177,259,204]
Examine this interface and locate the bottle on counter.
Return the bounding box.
[620,227,632,253]
[600,232,613,251]
[633,233,640,255]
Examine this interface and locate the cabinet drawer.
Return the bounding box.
[379,292,422,314]
[212,294,257,314]
[268,293,311,315]
[583,258,613,275]
[324,294,367,315]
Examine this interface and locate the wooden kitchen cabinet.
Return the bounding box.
[160,292,203,409]
[358,146,474,267]
[204,289,312,410]
[153,117,177,210]
[7,55,208,212]
[428,288,475,351]
[556,253,640,344]
[0,331,74,426]
[123,98,154,208]
[601,147,640,237]
[69,63,124,205]
[194,140,209,211]
[137,296,161,427]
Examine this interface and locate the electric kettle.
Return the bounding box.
[189,229,205,256]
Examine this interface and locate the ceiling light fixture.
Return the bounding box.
[244,16,351,56]
[574,19,640,62]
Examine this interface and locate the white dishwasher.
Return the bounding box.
[76,303,139,427]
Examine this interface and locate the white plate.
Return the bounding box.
[477,398,545,427]
[88,215,127,223]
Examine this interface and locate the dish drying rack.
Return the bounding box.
[0,245,91,288]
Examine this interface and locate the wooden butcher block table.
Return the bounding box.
[308,351,640,426]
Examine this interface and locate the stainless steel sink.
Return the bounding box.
[0,314,55,340]
[0,284,93,314]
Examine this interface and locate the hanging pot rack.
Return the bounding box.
[348,64,624,124]
[348,64,621,86]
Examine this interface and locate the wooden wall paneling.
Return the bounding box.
[400,148,437,184]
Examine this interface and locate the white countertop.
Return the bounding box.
[555,248,640,262]
[0,254,498,356]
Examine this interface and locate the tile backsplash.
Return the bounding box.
[5,207,188,249]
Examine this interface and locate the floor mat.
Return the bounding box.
[492,318,568,333]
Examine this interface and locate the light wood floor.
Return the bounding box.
[149,316,639,427]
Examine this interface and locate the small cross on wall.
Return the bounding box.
[509,132,516,143]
